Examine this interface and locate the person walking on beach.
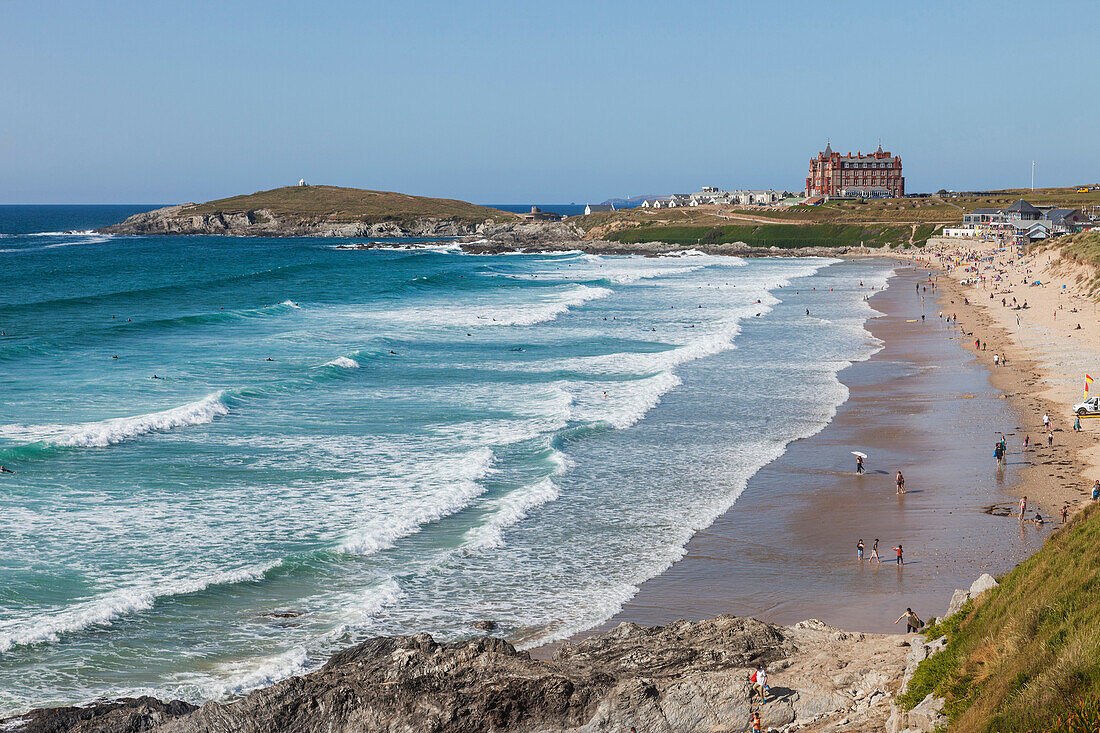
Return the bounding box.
[1061,506,1069,523]
[895,471,905,495]
[1024,434,1030,450]
[1048,431,1054,447]
[894,544,904,565]
[749,711,763,733]
[1019,495,1028,520]
[857,539,865,561]
[1043,413,1051,429]
[1074,416,1082,432]
[870,539,882,564]
[895,608,922,633]
[1092,481,1099,501]
[855,454,865,474]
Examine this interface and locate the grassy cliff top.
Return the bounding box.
[573,186,1100,236]
[183,185,517,224]
[899,501,1100,731]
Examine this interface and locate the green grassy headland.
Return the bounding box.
[184,185,517,226]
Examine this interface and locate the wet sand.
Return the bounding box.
[541,265,1049,651]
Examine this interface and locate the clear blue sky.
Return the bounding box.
[2,0,1097,204]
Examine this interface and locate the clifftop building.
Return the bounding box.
[806,142,904,198]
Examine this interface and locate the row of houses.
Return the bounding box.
[942,199,1094,242]
[640,188,793,209]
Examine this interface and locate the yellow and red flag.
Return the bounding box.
[1086,374,1094,398]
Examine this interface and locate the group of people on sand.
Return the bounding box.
[852,454,907,566]
[856,538,904,565]
[853,456,907,496]
[1017,495,1047,525]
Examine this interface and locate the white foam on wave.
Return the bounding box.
[567,371,684,429]
[377,283,613,329]
[337,447,495,555]
[0,561,281,654]
[463,473,562,551]
[360,242,463,253]
[323,356,360,369]
[605,265,705,284]
[511,254,730,285]
[473,248,584,257]
[172,576,401,702]
[0,393,230,448]
[492,284,613,326]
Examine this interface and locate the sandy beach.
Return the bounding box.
[914,237,1100,514]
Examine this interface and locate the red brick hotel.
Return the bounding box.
[805,142,904,198]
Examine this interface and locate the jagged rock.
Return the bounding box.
[900,636,948,696]
[906,694,947,731]
[8,697,196,733]
[886,702,906,733]
[471,620,496,632]
[946,587,971,618]
[5,615,910,733]
[969,573,998,597]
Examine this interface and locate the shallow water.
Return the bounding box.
[0,207,892,713]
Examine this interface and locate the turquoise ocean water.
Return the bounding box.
[0,207,893,714]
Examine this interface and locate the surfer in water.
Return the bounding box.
[0,466,14,474]
[855,454,865,474]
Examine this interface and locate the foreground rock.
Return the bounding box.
[4,616,909,733]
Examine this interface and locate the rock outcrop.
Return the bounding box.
[4,615,911,733]
[944,572,999,619]
[8,697,197,733]
[99,205,495,238]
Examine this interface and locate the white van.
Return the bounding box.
[1073,396,1100,416]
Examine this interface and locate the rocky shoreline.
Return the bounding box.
[99,207,887,258]
[5,616,913,733]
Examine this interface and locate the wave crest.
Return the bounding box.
[0,393,229,449]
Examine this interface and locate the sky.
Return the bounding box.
[1,0,1097,204]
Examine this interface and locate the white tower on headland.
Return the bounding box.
[298,178,306,187]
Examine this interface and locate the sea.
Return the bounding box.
[0,205,894,715]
